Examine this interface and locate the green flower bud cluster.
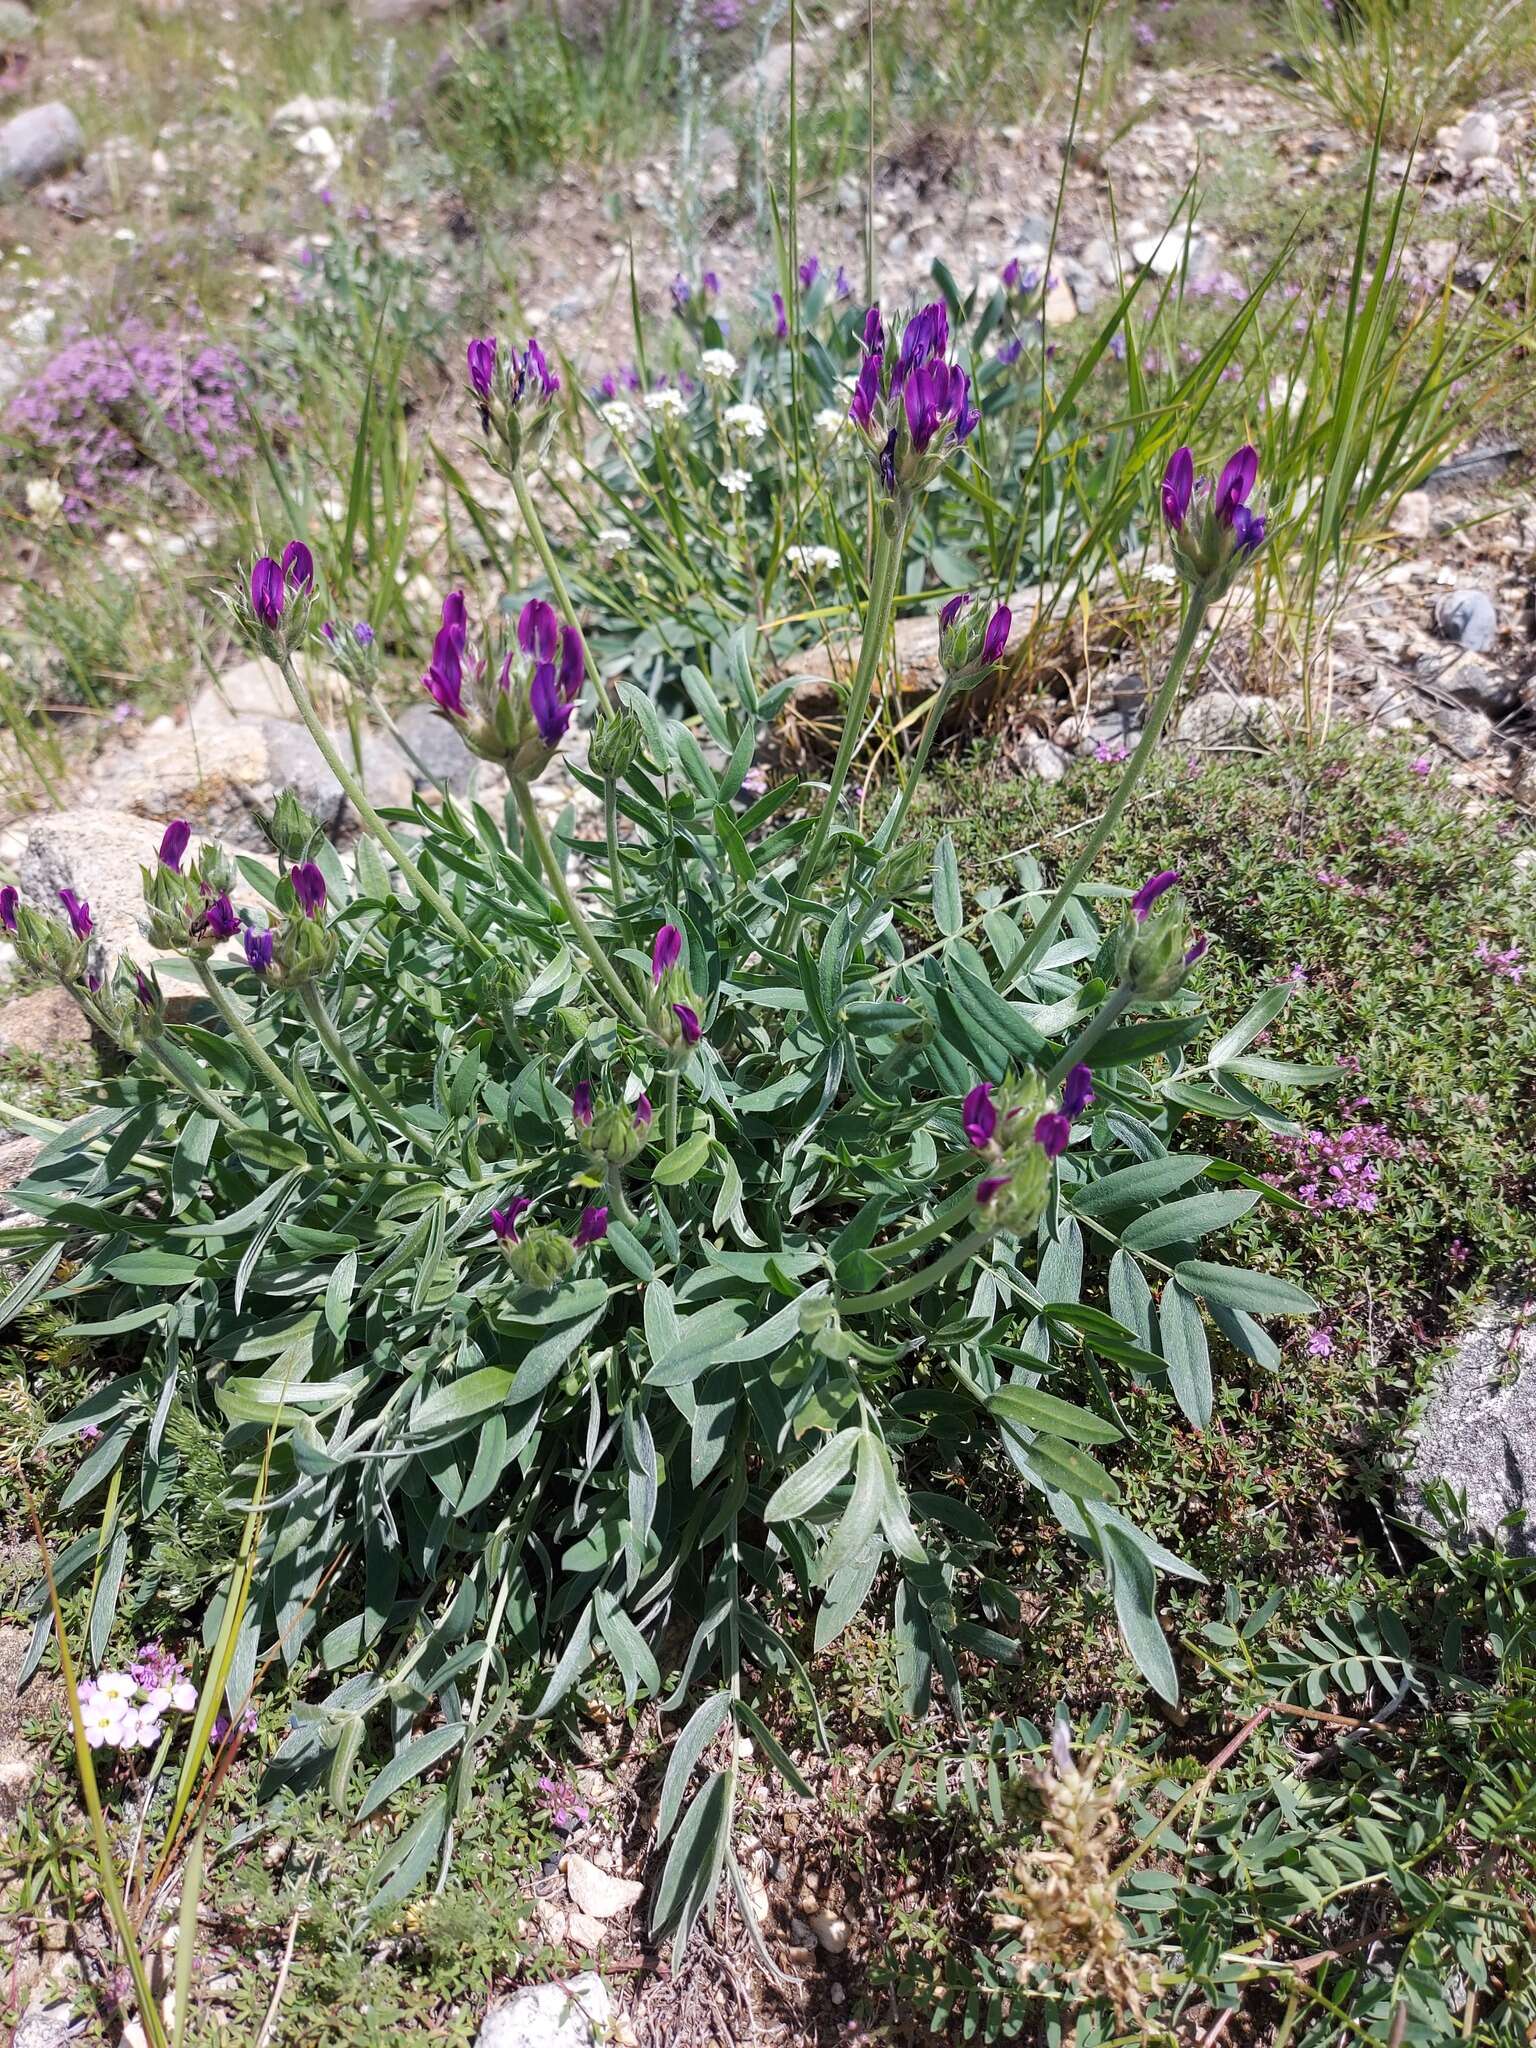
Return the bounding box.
[256,789,328,866]
[139,845,238,957]
[1115,881,1207,1002]
[504,1224,576,1289]
[589,704,643,781]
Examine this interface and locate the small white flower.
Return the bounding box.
[600,400,639,437]
[813,407,848,440]
[119,1708,161,1750]
[787,544,841,575]
[700,347,738,382]
[722,401,768,442]
[24,478,64,523]
[721,468,752,496]
[145,1685,173,1713]
[643,388,687,422]
[596,527,634,552]
[94,1670,135,1705]
[171,1680,198,1712]
[83,1700,124,1749]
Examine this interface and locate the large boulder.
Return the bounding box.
[1401,1310,1536,1555]
[0,103,84,190]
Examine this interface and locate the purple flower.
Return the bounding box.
[702,271,720,296]
[573,1204,609,1248]
[897,301,949,381]
[939,591,970,631]
[571,1081,594,1127]
[634,1093,653,1128]
[834,266,851,298]
[281,540,314,592]
[976,1173,1012,1206]
[423,658,466,718]
[1060,1063,1095,1117]
[291,863,326,918]
[203,893,240,940]
[0,885,16,934]
[862,304,884,355]
[652,924,682,982]
[1161,446,1194,530]
[354,621,375,646]
[996,337,1024,366]
[671,274,691,310]
[962,1081,997,1149]
[981,604,1011,665]
[522,338,559,402]
[1229,505,1265,554]
[467,336,497,399]
[442,589,468,638]
[1184,934,1209,965]
[671,1003,702,1045]
[518,598,560,664]
[530,664,572,749]
[242,927,273,974]
[849,352,882,430]
[158,819,191,872]
[250,556,284,628]
[1002,258,1021,290]
[1131,870,1179,922]
[1034,1111,1071,1159]
[772,291,788,339]
[133,970,155,1011]
[59,888,92,940]
[1213,443,1259,527]
[491,1196,531,1242]
[798,254,820,289]
[321,620,336,643]
[557,623,585,702]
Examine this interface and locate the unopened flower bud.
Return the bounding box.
[589,704,642,780]
[505,1223,576,1289]
[256,788,327,864]
[938,592,1011,686]
[1116,876,1204,1000]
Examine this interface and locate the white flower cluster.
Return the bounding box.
[721,401,769,442]
[787,544,841,575]
[812,408,849,441]
[25,477,65,523]
[79,1652,197,1751]
[643,387,688,423]
[700,348,738,383]
[596,527,634,553]
[721,468,752,497]
[600,400,639,439]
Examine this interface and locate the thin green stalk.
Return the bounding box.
[275,651,489,958]
[142,1040,246,1137]
[605,1161,639,1229]
[1015,585,1211,980]
[297,983,433,1161]
[511,780,649,1030]
[874,673,957,855]
[664,1070,680,1152]
[1043,982,1134,1091]
[193,961,373,1170]
[604,782,626,910]
[781,515,905,951]
[841,1227,993,1317]
[509,468,611,698]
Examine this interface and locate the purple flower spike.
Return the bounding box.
[799,254,820,289]
[1060,1063,1095,1118]
[424,660,466,718]
[250,556,284,628]
[354,621,375,646]
[0,885,16,934]
[573,1204,609,1248]
[1131,869,1180,922]
[467,336,497,399]
[59,888,92,940]
[652,924,683,983]
[671,1003,702,1045]
[281,540,314,592]
[517,598,560,663]
[158,819,191,872]
[530,663,572,749]
[491,1195,531,1242]
[1213,443,1259,527]
[849,351,882,430]
[634,1092,653,1128]
[1034,1111,1071,1160]
[204,893,240,940]
[939,591,971,630]
[557,623,585,703]
[242,926,273,974]
[981,604,1012,666]
[772,291,788,339]
[862,304,884,355]
[962,1081,997,1150]
[1184,933,1210,965]
[976,1173,1012,1206]
[571,1081,594,1126]
[1161,446,1194,530]
[291,863,326,918]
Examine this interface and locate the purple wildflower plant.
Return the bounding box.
[158,819,191,873]
[290,863,326,918]
[59,888,92,940]
[0,886,17,934]
[573,1204,609,1249]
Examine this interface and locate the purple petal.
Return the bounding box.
[1161,446,1194,530]
[0,886,17,935]
[573,1204,609,1248]
[976,1174,1012,1206]
[981,603,1012,665]
[1214,443,1259,525]
[291,863,326,918]
[242,927,274,974]
[203,893,240,940]
[491,1195,531,1242]
[671,1003,702,1045]
[250,556,284,628]
[1060,1063,1095,1118]
[651,923,683,983]
[571,1081,594,1126]
[962,1081,997,1150]
[557,623,585,703]
[530,663,571,750]
[281,540,314,592]
[1130,869,1179,923]
[158,819,191,873]
[59,888,92,940]
[467,336,497,399]
[1033,1110,1071,1160]
[939,592,971,630]
[518,598,559,663]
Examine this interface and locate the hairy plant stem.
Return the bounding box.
[604,782,627,910]
[840,1225,994,1317]
[275,651,489,958]
[297,982,432,1161]
[778,514,906,953]
[605,1161,639,1229]
[192,961,373,1170]
[664,1070,680,1152]
[512,780,648,1030]
[1043,982,1134,1091]
[874,672,958,854]
[1015,583,1212,979]
[510,468,611,699]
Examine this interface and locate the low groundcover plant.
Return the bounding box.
[0,320,1322,1939]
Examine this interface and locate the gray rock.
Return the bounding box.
[1174,692,1284,748]
[394,702,478,793]
[1402,1311,1536,1553]
[477,1975,612,2048]
[1426,697,1494,758]
[0,1135,44,1230]
[0,3,38,44]
[1435,589,1497,653]
[1058,257,1101,315]
[1023,738,1070,784]
[0,103,84,191]
[564,1853,642,1920]
[1390,491,1431,541]
[1416,649,1512,715]
[11,1992,77,2048]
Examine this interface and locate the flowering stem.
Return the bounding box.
[840,1226,993,1317]
[1015,585,1212,980]
[605,1162,639,1230]
[275,651,489,958]
[509,469,609,698]
[664,1070,680,1152]
[1043,983,1134,1092]
[141,1041,247,1138]
[192,961,373,1170]
[873,673,958,855]
[604,783,626,910]
[296,983,433,1161]
[511,780,648,1030]
[780,515,906,950]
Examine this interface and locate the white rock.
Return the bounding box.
[1042,279,1077,327]
[1391,491,1431,541]
[271,95,360,129]
[1131,226,1205,278]
[809,1908,851,1953]
[566,1913,606,1952]
[477,1976,612,2048]
[565,1853,643,1921]
[1175,692,1284,748]
[292,124,341,165]
[1456,112,1499,163]
[1023,738,1070,783]
[0,102,85,190]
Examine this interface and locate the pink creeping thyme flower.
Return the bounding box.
[1475,939,1523,982]
[1410,755,1432,775]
